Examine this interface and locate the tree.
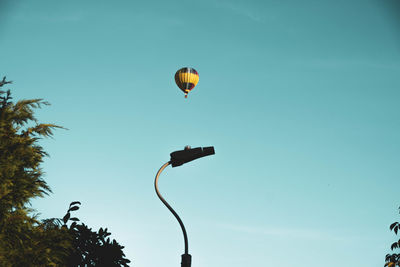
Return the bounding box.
[385,207,400,267]
[0,77,70,266]
[62,202,131,267]
[0,77,131,266]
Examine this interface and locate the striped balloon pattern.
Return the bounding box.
[175,67,199,98]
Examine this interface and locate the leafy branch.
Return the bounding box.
[62,202,131,266]
[0,76,12,87]
[385,208,400,266]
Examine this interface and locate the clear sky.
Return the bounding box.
[1,0,400,266]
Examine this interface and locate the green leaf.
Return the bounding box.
[68,206,79,212]
[69,201,81,207]
[70,222,77,229]
[63,212,70,224]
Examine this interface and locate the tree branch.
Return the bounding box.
[0,76,12,87]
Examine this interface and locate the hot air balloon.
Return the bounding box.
[175,67,199,98]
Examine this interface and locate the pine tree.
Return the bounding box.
[0,77,131,266]
[0,77,70,266]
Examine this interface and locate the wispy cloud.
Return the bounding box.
[41,13,84,23]
[5,2,84,24]
[289,58,400,71]
[213,0,266,23]
[215,222,350,242]
[11,12,84,23]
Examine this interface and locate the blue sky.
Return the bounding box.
[1,0,400,266]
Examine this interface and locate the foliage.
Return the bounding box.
[0,77,131,266]
[0,77,71,266]
[385,207,400,267]
[63,202,131,267]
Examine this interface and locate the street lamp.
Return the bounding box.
[154,146,215,267]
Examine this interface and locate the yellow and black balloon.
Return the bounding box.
[175,67,199,98]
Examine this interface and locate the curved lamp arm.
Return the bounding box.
[154,161,189,255]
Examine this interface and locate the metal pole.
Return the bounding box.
[154,161,189,255]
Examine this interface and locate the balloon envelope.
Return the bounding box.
[175,67,199,98]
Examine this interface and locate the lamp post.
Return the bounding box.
[154,146,215,267]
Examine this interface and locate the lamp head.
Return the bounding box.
[170,146,215,167]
